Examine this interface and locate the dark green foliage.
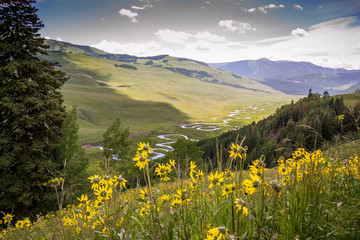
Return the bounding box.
[102,118,130,161]
[57,106,89,209]
[114,64,137,70]
[343,102,360,137]
[0,0,68,218]
[199,95,351,169]
[165,137,204,178]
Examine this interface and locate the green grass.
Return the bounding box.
[44,52,295,144]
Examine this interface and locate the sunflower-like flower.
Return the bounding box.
[139,188,149,200]
[140,203,150,216]
[171,198,182,208]
[88,174,101,190]
[81,205,97,221]
[2,213,14,224]
[242,173,261,195]
[235,198,248,216]
[249,159,267,176]
[137,142,153,154]
[221,183,235,198]
[229,143,247,160]
[167,159,176,169]
[174,188,190,204]
[100,175,114,186]
[208,171,225,189]
[133,151,150,170]
[77,194,90,207]
[94,185,113,201]
[189,161,197,182]
[113,175,127,189]
[15,218,31,229]
[205,226,228,240]
[158,194,171,205]
[195,169,205,182]
[155,163,172,181]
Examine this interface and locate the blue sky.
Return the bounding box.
[35,0,360,69]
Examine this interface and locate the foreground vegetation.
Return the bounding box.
[2,143,359,239]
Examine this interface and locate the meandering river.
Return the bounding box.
[150,103,274,159]
[91,103,274,160]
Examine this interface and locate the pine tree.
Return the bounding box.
[0,0,68,218]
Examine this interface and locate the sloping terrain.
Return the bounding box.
[40,41,291,144]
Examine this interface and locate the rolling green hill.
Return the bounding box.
[41,40,293,144]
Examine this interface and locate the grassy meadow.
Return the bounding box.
[43,51,294,144]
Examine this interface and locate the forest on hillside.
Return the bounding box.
[199,92,360,168]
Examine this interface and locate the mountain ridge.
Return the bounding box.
[211,58,360,95]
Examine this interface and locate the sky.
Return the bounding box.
[35,0,360,69]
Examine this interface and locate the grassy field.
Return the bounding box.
[43,52,295,144]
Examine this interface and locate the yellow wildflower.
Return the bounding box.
[206,226,227,240]
[208,171,224,188]
[189,161,197,182]
[167,159,176,169]
[77,194,90,207]
[113,175,127,189]
[155,163,172,181]
[137,142,153,153]
[222,183,235,198]
[235,198,248,216]
[2,213,14,224]
[88,174,101,190]
[94,185,112,201]
[133,151,150,170]
[242,173,261,195]
[229,143,247,160]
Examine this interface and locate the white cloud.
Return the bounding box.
[193,32,226,42]
[132,5,153,10]
[291,28,308,37]
[119,8,138,22]
[244,4,285,13]
[93,17,360,70]
[293,4,303,11]
[155,29,226,44]
[44,36,50,39]
[218,20,256,33]
[92,40,170,56]
[155,29,192,44]
[56,37,62,41]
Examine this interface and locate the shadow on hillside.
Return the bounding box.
[43,52,190,139]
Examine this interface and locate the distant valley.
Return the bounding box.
[42,40,291,144]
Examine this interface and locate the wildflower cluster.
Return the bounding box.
[278,148,332,185]
[1,142,359,240]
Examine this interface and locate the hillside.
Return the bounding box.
[212,58,360,95]
[41,40,291,144]
[199,93,360,168]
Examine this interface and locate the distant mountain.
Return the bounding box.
[212,58,360,95]
[45,39,171,63]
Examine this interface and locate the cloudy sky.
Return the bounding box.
[35,0,360,69]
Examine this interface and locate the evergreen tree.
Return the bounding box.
[0,0,68,217]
